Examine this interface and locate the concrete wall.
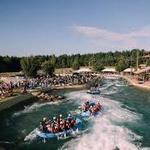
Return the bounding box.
[0,94,34,111]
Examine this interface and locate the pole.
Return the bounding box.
[136,50,139,71]
[130,52,132,76]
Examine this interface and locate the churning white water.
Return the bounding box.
[61,86,143,150]
[12,101,61,117]
[21,79,149,149]
[24,128,38,142]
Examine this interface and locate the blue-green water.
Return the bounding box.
[0,79,150,150]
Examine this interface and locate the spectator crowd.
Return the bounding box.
[0,73,98,98]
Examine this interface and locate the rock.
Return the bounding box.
[36,91,65,102]
[58,96,63,99]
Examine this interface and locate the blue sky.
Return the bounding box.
[0,0,150,56]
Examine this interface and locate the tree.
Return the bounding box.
[50,54,56,66]
[41,60,55,76]
[115,57,129,72]
[72,57,80,70]
[20,57,39,77]
[0,49,144,72]
[89,55,96,66]
[93,62,104,72]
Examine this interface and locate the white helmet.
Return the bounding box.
[43,117,47,121]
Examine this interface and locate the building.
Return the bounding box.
[102,67,118,74]
[73,67,92,74]
[134,66,150,81]
[123,68,135,76]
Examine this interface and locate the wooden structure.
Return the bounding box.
[134,66,150,81]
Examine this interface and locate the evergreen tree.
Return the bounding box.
[20,57,39,77]
[115,57,129,72]
[41,60,55,76]
[72,57,80,70]
[93,62,104,72]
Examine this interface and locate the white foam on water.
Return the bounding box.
[100,80,127,96]
[115,83,127,87]
[102,89,118,95]
[61,90,144,150]
[65,90,92,104]
[100,85,119,96]
[12,101,61,117]
[61,122,141,150]
[24,128,38,142]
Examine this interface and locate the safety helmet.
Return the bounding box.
[43,117,47,121]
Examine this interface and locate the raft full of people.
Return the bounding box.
[36,114,82,139]
[87,87,100,94]
[80,101,102,117]
[35,100,102,140]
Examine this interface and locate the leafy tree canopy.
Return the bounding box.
[93,62,104,72]
[20,57,39,77]
[115,57,129,72]
[0,49,147,73]
[72,57,80,70]
[41,60,55,76]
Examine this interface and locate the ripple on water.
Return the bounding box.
[61,90,145,150]
[12,101,61,117]
[18,80,150,150]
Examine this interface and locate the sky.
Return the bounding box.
[0,0,150,56]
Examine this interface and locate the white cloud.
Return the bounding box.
[73,25,150,50]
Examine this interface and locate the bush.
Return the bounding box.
[72,58,80,70]
[41,60,55,76]
[93,62,104,72]
[20,57,39,77]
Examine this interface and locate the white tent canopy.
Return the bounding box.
[102,67,117,73]
[123,68,135,73]
[73,67,92,73]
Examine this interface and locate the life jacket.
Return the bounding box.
[70,119,76,127]
[47,126,52,132]
[93,106,97,112]
[41,121,46,126]
[43,124,47,132]
[66,122,70,129]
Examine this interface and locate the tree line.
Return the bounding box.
[0,49,148,76]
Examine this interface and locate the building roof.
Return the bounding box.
[123,68,135,73]
[37,70,46,75]
[142,54,150,58]
[139,64,147,67]
[55,68,73,74]
[102,68,117,72]
[73,67,92,73]
[134,66,150,74]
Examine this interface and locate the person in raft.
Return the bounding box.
[39,114,76,133]
[81,101,90,112]
[81,101,102,113]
